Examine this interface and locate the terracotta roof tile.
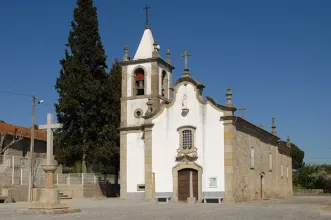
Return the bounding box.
[0,121,46,141]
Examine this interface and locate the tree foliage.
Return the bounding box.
[54,0,120,174]
[293,164,331,192]
[291,142,305,170]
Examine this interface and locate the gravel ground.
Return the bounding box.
[1,196,331,220]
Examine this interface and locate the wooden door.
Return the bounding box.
[192,170,198,199]
[178,169,198,202]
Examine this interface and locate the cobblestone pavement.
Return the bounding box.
[1,196,331,220]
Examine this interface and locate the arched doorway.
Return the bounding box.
[172,162,202,203]
[178,168,198,202]
[260,172,265,199]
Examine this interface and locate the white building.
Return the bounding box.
[119,26,293,203]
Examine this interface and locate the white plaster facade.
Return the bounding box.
[150,83,225,196]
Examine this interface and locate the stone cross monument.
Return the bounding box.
[38,113,62,165]
[20,113,81,215]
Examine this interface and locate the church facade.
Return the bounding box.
[119,26,293,203]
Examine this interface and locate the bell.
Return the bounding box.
[137,80,144,89]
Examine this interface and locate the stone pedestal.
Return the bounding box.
[187,197,196,204]
[16,164,81,215]
[29,188,67,210]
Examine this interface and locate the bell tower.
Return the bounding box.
[119,7,175,199]
[119,25,175,128]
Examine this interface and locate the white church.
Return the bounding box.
[119,24,293,203]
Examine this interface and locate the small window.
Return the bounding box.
[269,152,272,171]
[137,184,145,191]
[182,130,192,149]
[134,109,144,118]
[250,147,255,168]
[281,164,284,178]
[286,166,289,178]
[177,126,196,153]
[134,68,145,96]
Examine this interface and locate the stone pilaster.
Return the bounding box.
[223,117,236,203]
[120,131,128,199]
[151,61,160,111]
[144,124,154,200]
[120,66,128,127]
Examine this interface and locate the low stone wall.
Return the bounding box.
[57,184,83,198]
[57,183,120,198]
[293,189,331,196]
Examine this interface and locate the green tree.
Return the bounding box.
[291,143,305,170]
[54,0,117,174]
[108,60,121,180]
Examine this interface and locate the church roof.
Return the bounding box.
[0,120,46,141]
[221,116,291,153]
[133,28,155,60]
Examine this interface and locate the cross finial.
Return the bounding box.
[123,45,130,61]
[166,49,171,64]
[181,51,191,77]
[287,136,291,147]
[271,117,277,136]
[143,5,151,29]
[239,106,246,118]
[225,88,233,108]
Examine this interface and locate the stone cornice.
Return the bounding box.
[173,77,205,92]
[278,142,292,156]
[119,57,175,71]
[205,96,237,112]
[121,94,171,103]
[119,125,142,132]
[142,123,154,130]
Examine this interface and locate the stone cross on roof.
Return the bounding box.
[271,117,277,136]
[181,51,191,77]
[38,113,63,165]
[239,106,246,118]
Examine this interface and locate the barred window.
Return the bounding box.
[182,130,192,149]
[250,147,255,167]
[269,152,272,171]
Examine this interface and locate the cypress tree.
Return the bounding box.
[54,0,116,173]
[88,60,121,175]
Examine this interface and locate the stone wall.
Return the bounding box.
[293,189,331,196]
[232,119,292,202]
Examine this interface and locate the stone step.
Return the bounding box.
[58,192,72,200]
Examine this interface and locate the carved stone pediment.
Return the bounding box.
[176,147,198,162]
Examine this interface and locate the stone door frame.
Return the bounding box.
[172,162,203,203]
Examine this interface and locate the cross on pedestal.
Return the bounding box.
[181,51,191,72]
[38,113,63,165]
[239,106,246,118]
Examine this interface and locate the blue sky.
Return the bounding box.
[0,0,330,164]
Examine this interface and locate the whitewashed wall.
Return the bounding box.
[126,132,145,193]
[151,82,225,194]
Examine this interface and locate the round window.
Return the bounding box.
[134,109,143,118]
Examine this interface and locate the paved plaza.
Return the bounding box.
[1,196,331,220]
